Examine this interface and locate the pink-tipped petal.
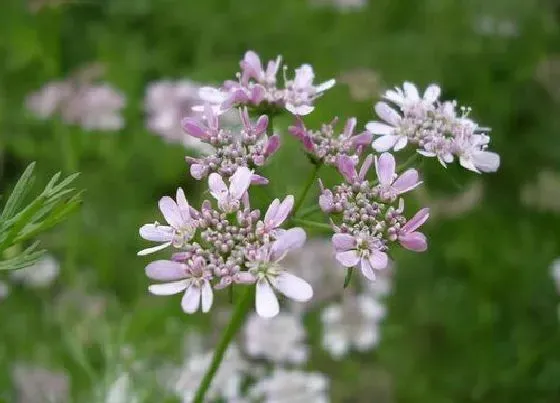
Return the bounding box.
[254,115,269,136]
[335,250,360,267]
[264,198,280,224]
[337,155,357,182]
[181,285,201,313]
[148,280,188,296]
[272,272,313,302]
[250,84,266,105]
[250,174,269,185]
[264,135,280,157]
[352,132,373,147]
[332,233,356,251]
[256,279,279,318]
[145,260,186,281]
[343,117,357,137]
[402,208,430,233]
[273,195,294,226]
[393,169,421,194]
[375,153,396,186]
[399,232,428,252]
[359,154,374,181]
[181,118,208,139]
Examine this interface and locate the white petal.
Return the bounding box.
[158,196,182,228]
[360,257,376,281]
[181,285,201,313]
[137,241,172,256]
[372,135,398,152]
[148,280,188,295]
[286,103,314,116]
[198,86,227,103]
[423,84,441,103]
[264,198,280,224]
[255,280,279,318]
[175,188,192,222]
[139,224,174,242]
[272,272,313,302]
[473,151,500,173]
[403,82,420,101]
[201,281,213,313]
[271,228,306,260]
[375,102,401,126]
[208,173,228,202]
[394,135,408,151]
[315,79,336,92]
[366,121,395,135]
[229,166,252,200]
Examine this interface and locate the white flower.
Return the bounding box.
[192,86,230,115]
[104,373,138,403]
[25,81,72,119]
[73,84,126,131]
[454,129,500,173]
[12,363,70,403]
[321,293,386,359]
[383,81,441,112]
[168,344,249,403]
[248,369,330,403]
[208,166,252,213]
[10,255,60,288]
[246,228,313,318]
[243,312,308,364]
[138,188,198,256]
[285,64,335,116]
[367,102,408,152]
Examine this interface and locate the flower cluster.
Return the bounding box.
[367,82,500,173]
[289,117,372,166]
[197,50,335,116]
[182,105,279,182]
[320,152,428,281]
[138,166,312,318]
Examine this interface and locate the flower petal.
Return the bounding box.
[332,233,356,251]
[394,135,408,151]
[273,195,294,227]
[201,281,213,313]
[272,272,313,302]
[473,151,500,173]
[145,260,186,281]
[148,280,188,296]
[137,242,172,256]
[208,173,228,202]
[399,231,428,252]
[316,79,336,92]
[360,257,376,281]
[423,84,441,103]
[335,250,360,267]
[271,228,306,260]
[337,155,357,182]
[181,118,208,139]
[229,166,252,200]
[368,250,388,270]
[393,169,421,194]
[366,122,395,136]
[176,188,192,222]
[256,279,279,318]
[181,285,201,313]
[375,102,401,126]
[402,208,430,233]
[403,82,420,101]
[139,224,174,242]
[264,198,280,224]
[375,153,395,186]
[159,196,182,228]
[372,134,398,152]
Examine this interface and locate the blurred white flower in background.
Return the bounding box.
[321,293,386,359]
[25,64,126,131]
[521,171,560,213]
[103,372,138,403]
[309,0,367,13]
[243,312,308,364]
[282,238,346,312]
[338,68,382,101]
[248,369,330,403]
[12,363,70,403]
[0,280,9,301]
[144,80,214,153]
[166,344,249,403]
[10,255,60,288]
[473,15,519,38]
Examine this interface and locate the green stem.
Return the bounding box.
[396,153,419,174]
[291,218,332,231]
[192,287,254,403]
[297,204,322,219]
[293,162,322,216]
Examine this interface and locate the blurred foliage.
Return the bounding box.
[0,0,559,401]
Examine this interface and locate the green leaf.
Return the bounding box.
[0,162,36,221]
[0,241,45,271]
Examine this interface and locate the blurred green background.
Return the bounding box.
[1,0,559,401]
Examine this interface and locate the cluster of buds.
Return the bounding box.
[288,117,372,166]
[320,153,429,281]
[367,82,500,173]
[197,51,336,116]
[138,166,312,318]
[182,105,280,182]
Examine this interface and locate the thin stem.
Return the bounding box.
[396,153,419,174]
[291,218,332,231]
[192,287,254,403]
[297,204,322,219]
[293,162,322,216]
[343,268,353,288]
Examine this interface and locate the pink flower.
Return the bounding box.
[146,257,213,314]
[209,166,253,213]
[247,228,313,318]
[138,188,198,256]
[398,208,430,252]
[384,82,441,111]
[374,152,421,200]
[332,233,389,281]
[285,64,335,116]
[336,154,373,184]
[367,102,408,152]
